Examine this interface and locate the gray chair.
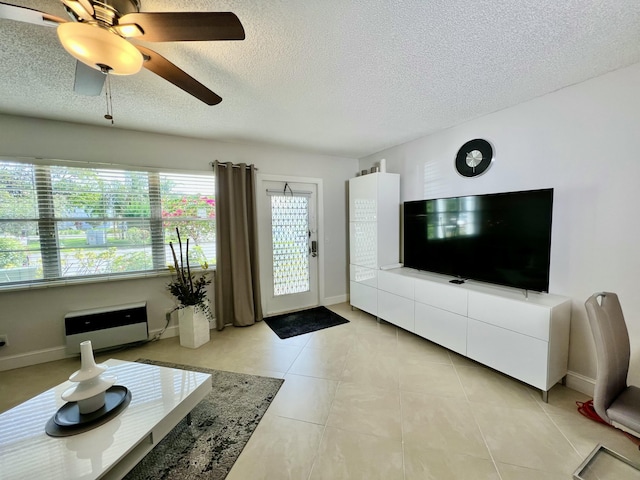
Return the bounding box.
[584,292,640,438]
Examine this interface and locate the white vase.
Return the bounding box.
[62,340,116,414]
[178,304,210,348]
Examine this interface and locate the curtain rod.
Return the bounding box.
[210,161,258,171]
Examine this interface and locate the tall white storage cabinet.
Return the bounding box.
[348,172,400,315]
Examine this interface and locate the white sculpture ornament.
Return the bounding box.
[61,340,116,414]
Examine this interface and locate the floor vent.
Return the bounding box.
[65,302,148,355]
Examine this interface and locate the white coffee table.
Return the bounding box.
[0,359,212,480]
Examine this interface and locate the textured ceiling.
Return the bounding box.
[1,1,640,158]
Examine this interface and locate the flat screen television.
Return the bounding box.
[403,188,554,292]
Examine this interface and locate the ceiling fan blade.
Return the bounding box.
[118,12,245,42]
[74,61,105,96]
[0,2,67,26]
[135,46,222,105]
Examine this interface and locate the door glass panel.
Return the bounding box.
[270,194,309,296]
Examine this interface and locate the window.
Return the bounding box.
[0,159,215,286]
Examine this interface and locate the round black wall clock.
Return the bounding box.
[455,139,494,177]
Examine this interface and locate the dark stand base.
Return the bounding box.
[45,386,131,437]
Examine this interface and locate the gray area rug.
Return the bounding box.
[124,359,284,480]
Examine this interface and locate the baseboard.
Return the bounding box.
[0,325,181,372]
[152,325,179,340]
[0,346,68,372]
[565,370,595,396]
[323,294,348,305]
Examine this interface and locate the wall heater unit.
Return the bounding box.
[65,302,148,355]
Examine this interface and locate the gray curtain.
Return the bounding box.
[213,161,263,330]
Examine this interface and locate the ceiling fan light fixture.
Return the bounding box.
[57,22,143,75]
[61,0,93,22]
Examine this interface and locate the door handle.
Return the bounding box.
[311,240,318,257]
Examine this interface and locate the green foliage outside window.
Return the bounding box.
[0,160,216,285]
[0,238,28,269]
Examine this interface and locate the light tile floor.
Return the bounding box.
[1,302,639,479]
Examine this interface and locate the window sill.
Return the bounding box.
[0,267,215,293]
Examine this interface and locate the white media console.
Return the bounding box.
[348,172,571,401]
[351,267,571,401]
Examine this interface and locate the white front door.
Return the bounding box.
[257,177,319,315]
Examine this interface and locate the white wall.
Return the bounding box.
[360,61,640,388]
[0,115,357,369]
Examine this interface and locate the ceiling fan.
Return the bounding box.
[0,0,245,105]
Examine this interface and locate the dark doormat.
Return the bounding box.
[264,306,350,339]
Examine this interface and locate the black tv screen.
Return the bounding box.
[403,188,553,292]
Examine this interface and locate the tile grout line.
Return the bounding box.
[397,327,408,480]
[541,398,585,459]
[451,357,505,480]
[507,377,586,466]
[305,306,359,480]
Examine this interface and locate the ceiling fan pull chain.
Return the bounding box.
[104,71,114,125]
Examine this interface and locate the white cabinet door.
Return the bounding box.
[414,302,467,355]
[467,319,549,390]
[350,264,378,288]
[378,290,414,332]
[375,176,400,268]
[348,173,400,269]
[468,291,551,341]
[349,174,378,222]
[349,222,378,268]
[350,281,378,316]
[414,277,468,316]
[378,269,414,299]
